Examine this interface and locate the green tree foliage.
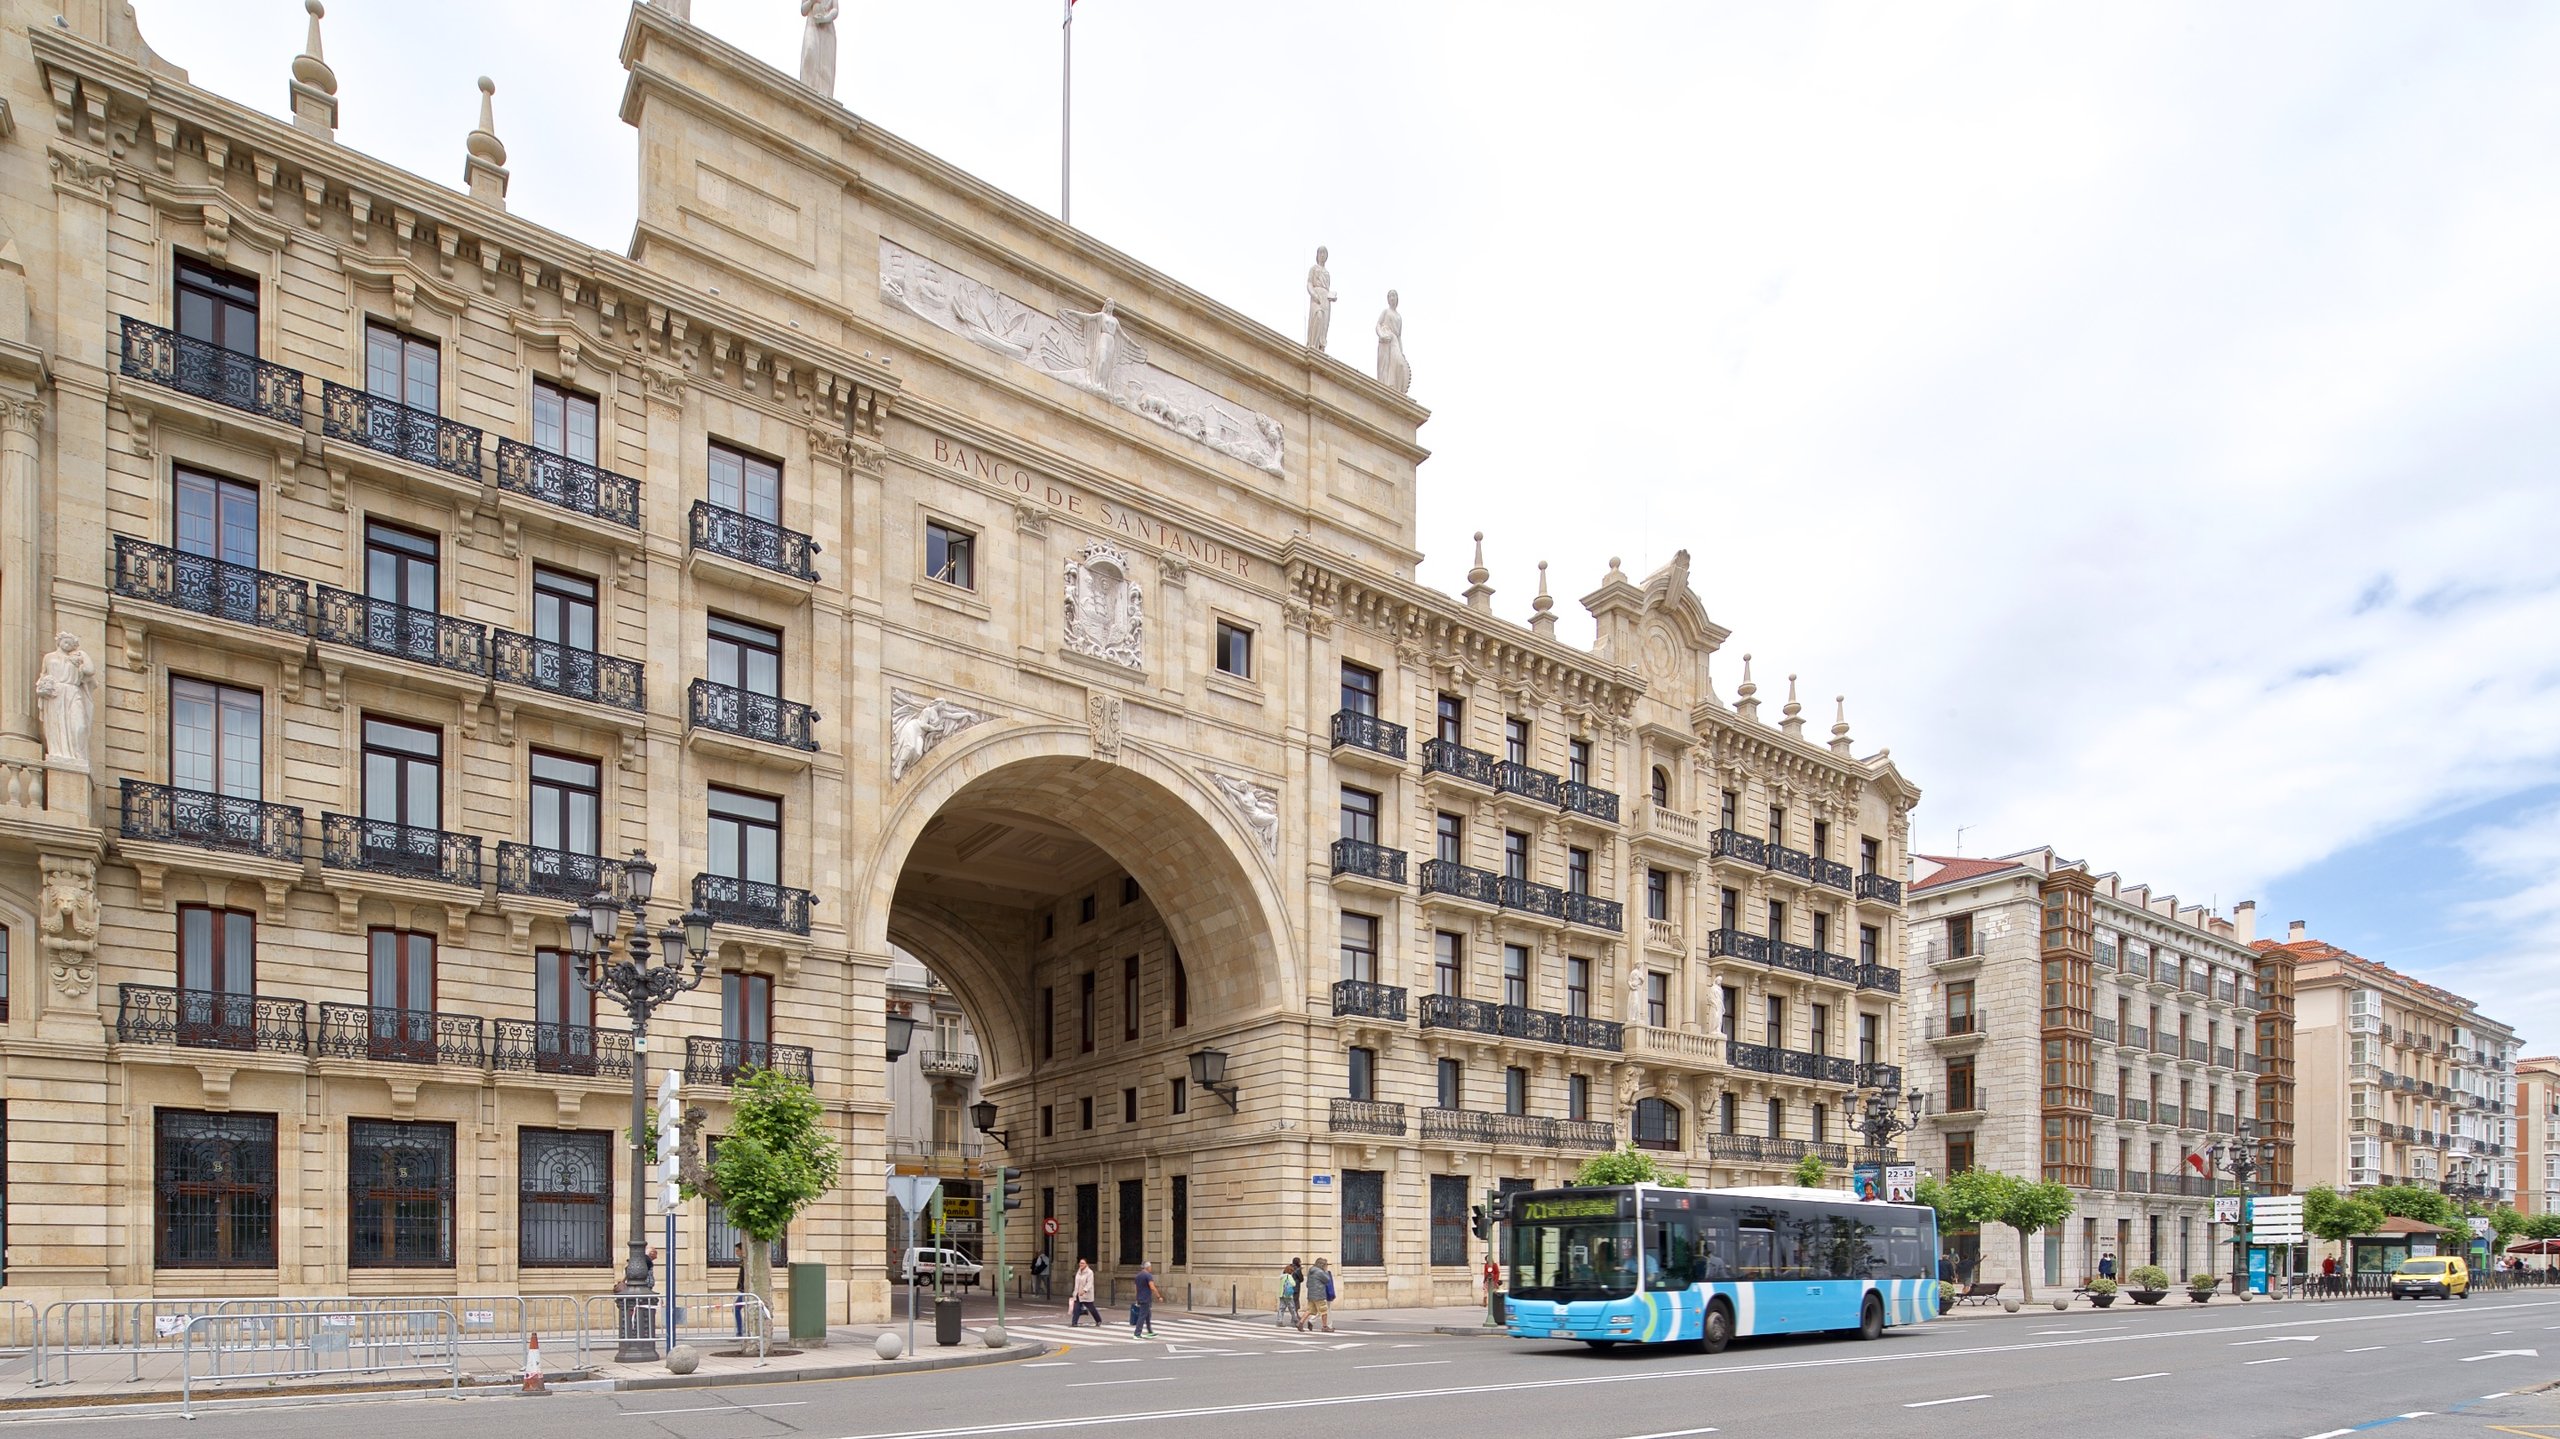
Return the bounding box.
[2488,1205,2528,1256]
[2303,1185,2384,1248]
[1790,1153,1831,1190]
[1932,1170,2075,1303]
[1572,1145,1689,1188]
[2361,1183,2454,1228]
[2521,1211,2560,1243]
[694,1067,841,1319]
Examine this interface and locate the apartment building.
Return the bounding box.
[2516,1057,2560,1217]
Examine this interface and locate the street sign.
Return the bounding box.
[943,1196,980,1218]
[887,1174,942,1216]
[1884,1164,1917,1204]
[2215,1196,2242,1224]
[2249,1195,2305,1246]
[2470,1216,2494,1240]
[1311,1174,1333,1190]
[1043,1217,1060,1236]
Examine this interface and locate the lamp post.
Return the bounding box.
[566,849,712,1363]
[2206,1121,2275,1297]
[1854,1085,1927,1158]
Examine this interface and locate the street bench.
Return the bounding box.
[1955,1282,2005,1307]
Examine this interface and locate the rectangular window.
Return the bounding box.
[1435,812,1465,864]
[1945,979,1977,1034]
[1646,868,1670,921]
[1948,913,1974,959]
[533,946,594,1055]
[1812,820,1830,859]
[1214,621,1253,678]
[1565,957,1591,1018]
[1437,1057,1464,1110]
[531,379,599,464]
[1767,805,1785,846]
[707,786,781,885]
[1123,954,1139,1042]
[1170,1078,1187,1116]
[1810,1003,1829,1057]
[1812,911,1830,955]
[707,614,784,697]
[721,971,772,1048]
[1567,847,1591,896]
[1041,1105,1054,1138]
[1720,887,1739,932]
[348,1118,455,1267]
[1506,1066,1529,1116]
[528,749,601,860]
[531,566,598,653]
[1719,789,1739,831]
[1339,786,1380,844]
[1172,1175,1189,1267]
[1504,717,1530,765]
[1348,1046,1376,1101]
[364,519,440,613]
[1123,876,1142,906]
[1720,1092,1738,1136]
[1647,971,1670,1029]
[361,716,442,830]
[1340,913,1380,984]
[708,441,782,523]
[1080,972,1095,1052]
[1435,693,1464,745]
[1118,1178,1144,1265]
[1341,1170,1385,1267]
[155,1109,277,1268]
[1123,1087,1138,1123]
[1568,1073,1589,1122]
[1860,925,1880,966]
[365,928,436,1061]
[1766,898,1786,940]
[1947,1132,1976,1174]
[1860,1012,1879,1067]
[1040,988,1054,1061]
[1765,995,1786,1046]
[1720,985,1739,1041]
[1081,1097,1094,1130]
[1430,1174,1470,1266]
[1567,737,1592,786]
[1340,661,1380,717]
[1503,830,1530,881]
[174,466,259,567]
[518,1129,613,1267]
[1503,944,1530,1008]
[1947,1058,1977,1111]
[176,905,256,1045]
[1860,836,1882,877]
[170,676,262,800]
[364,322,439,411]
[1766,1097,1785,1140]
[176,256,260,353]
[1172,951,1188,1029]
[1434,931,1464,998]
[926,521,976,589]
[1812,1104,1828,1145]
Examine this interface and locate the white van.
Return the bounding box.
[896,1246,983,1288]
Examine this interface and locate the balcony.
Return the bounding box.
[1856,963,1902,994]
[1857,1062,1904,1091]
[1331,979,1409,1022]
[1329,709,1408,761]
[689,678,820,752]
[1498,874,1569,922]
[1494,760,1563,806]
[1418,1108,1614,1151]
[494,437,642,530]
[1726,1041,1859,1085]
[110,536,312,640]
[491,1019,633,1079]
[1330,838,1408,885]
[493,631,646,714]
[1812,857,1854,893]
[2093,1016,2119,1042]
[689,499,818,582]
[1711,828,1767,865]
[120,781,305,864]
[684,1034,816,1085]
[692,871,816,936]
[2093,1093,2118,1118]
[1561,781,1620,824]
[2130,1025,2151,1051]
[1646,918,1684,952]
[1632,802,1703,851]
[1563,892,1624,933]
[1560,1014,1626,1052]
[1855,871,1904,905]
[2188,1039,2212,1063]
[321,814,483,889]
[1767,844,1814,882]
[494,842,625,904]
[1710,927,1767,963]
[1419,994,1621,1052]
[1419,858,1502,907]
[1627,1025,1723,1065]
[316,1003,486,1066]
[1330,1098,1408,1137]
[1925,1012,1987,1042]
[2092,1167,2119,1191]
[115,985,307,1055]
[315,587,490,678]
[2125,1099,2151,1122]
[1420,738,1499,788]
[117,316,306,428]
[320,381,484,481]
[917,1049,980,1080]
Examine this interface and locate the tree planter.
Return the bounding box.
[2187,1290,2216,1303]
[2128,1290,2167,1305]
[2089,1293,2117,1308]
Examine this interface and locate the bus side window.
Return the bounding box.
[1738,1227,1774,1279]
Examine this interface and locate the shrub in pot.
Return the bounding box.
[1936,1280,1958,1316]
[2187,1272,2221,1303]
[2086,1276,2119,1308]
[2126,1265,2172,1305]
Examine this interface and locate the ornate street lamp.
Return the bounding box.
[2206,1120,2281,1296]
[1188,1047,1239,1109]
[566,848,712,1363]
[1854,1085,1927,1156]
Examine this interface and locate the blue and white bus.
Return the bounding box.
[1502,1184,1940,1352]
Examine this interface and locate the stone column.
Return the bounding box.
[1013,504,1049,660]
[0,395,41,761]
[1153,556,1188,703]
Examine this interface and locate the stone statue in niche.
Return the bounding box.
[1305,246,1335,350]
[1208,772,1280,856]
[799,0,840,97]
[1062,543,1145,668]
[889,688,991,782]
[1374,290,1411,393]
[34,631,96,769]
[1701,981,1722,1039]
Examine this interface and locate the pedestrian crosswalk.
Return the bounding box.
[996,1311,1375,1350]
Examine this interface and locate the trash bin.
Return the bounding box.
[1488,1291,1506,1325]
[789,1261,828,1345]
[934,1294,963,1347]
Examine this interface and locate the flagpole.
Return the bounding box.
[1061,0,1073,224]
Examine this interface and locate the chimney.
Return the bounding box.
[2288,919,2306,943]
[2232,900,2257,944]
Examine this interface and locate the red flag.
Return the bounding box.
[2186,1149,2210,1175]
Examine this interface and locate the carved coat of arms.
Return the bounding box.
[1063,543,1145,669]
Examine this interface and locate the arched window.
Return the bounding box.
[1633,1097,1682,1152]
[1649,766,1671,807]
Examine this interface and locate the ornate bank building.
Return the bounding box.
[0,0,1919,1317]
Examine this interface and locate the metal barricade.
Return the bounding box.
[0,1299,38,1382]
[578,1291,771,1365]
[36,1294,591,1387]
[180,1309,457,1417]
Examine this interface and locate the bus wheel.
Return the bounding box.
[1698,1300,1734,1355]
[1584,1340,1618,1350]
[1858,1295,1885,1341]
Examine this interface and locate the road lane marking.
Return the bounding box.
[1616,1430,1719,1439]
[625,1402,808,1415]
[2303,1430,2354,1439]
[2401,1414,2434,1420]
[2233,1335,2319,1345]
[1022,1362,1073,1368]
[2112,1372,2170,1382]
[1905,1395,1990,1408]
[2346,1346,2386,1352]
[2461,1350,2541,1362]
[1067,1377,1177,1388]
[1355,1361,1450,1370]
[1093,1357,1145,1364]
[2244,1357,2291,1365]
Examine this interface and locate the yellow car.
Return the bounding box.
[2388,1256,2469,1300]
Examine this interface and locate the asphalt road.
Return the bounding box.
[30,1293,2560,1439]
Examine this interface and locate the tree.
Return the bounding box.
[1933,1170,2074,1303]
[2522,1211,2560,1243]
[1791,1153,1831,1190]
[2303,1185,2384,1255]
[2361,1183,2454,1228]
[1573,1145,1688,1188]
[2488,1205,2527,1258]
[682,1067,840,1326]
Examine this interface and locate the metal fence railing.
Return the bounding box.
[178,1309,457,1417]
[37,1294,595,1388]
[579,1291,773,1365]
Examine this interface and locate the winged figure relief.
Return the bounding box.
[1041,300,1148,404]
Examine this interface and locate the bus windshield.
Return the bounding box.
[1507,1191,1637,1301]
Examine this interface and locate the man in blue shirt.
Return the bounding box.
[1132,1260,1159,1338]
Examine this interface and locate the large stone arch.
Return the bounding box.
[883,900,1034,1074]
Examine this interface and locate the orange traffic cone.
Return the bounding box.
[522,1331,550,1395]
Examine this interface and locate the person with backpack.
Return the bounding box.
[1032,1248,1053,1302]
[1306,1257,1337,1333]
[1278,1264,1300,1330]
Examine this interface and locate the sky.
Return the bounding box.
[132,2,2560,1045]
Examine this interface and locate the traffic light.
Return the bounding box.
[1470,1202,1490,1241]
[655,1070,684,1208]
[997,1166,1025,1212]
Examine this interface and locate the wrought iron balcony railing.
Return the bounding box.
[1813,858,1855,892]
[1418,995,1621,1052]
[1564,892,1624,933]
[1418,1108,1615,1151]
[1924,1011,1986,1041]
[1559,1014,1625,1052]
[1420,738,1499,787]
[120,780,306,864]
[1330,838,1407,884]
[1768,844,1814,882]
[1561,780,1620,823]
[1857,1062,1904,1091]
[111,536,313,638]
[316,1002,486,1066]
[1330,1098,1408,1136]
[494,437,642,529]
[320,381,484,480]
[1727,1041,1858,1084]
[1856,963,1903,994]
[685,1034,816,1085]
[494,630,646,713]
[1498,874,1568,921]
[918,1049,980,1079]
[115,984,307,1055]
[692,871,815,936]
[1419,859,1502,906]
[688,678,820,751]
[315,587,490,677]
[1331,979,1409,1022]
[494,841,625,904]
[491,1019,633,1079]
[320,813,484,889]
[1712,828,1767,865]
[1494,760,1562,806]
[1710,927,1768,962]
[1329,710,1408,760]
[118,316,306,426]
[689,499,818,581]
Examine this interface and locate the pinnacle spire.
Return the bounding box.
[289,0,338,138]
[1529,560,1557,638]
[465,76,510,207]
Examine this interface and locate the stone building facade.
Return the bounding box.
[0,0,1916,1316]
[1904,849,2272,1287]
[2513,1056,2560,1218]
[2270,924,2517,1204]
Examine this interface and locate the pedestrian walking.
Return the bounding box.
[1283,1257,1305,1329]
[1069,1257,1099,1327]
[732,1253,750,1336]
[1032,1248,1053,1302]
[2097,1252,2116,1282]
[1307,1257,1336,1333]
[1278,1265,1300,1330]
[1132,1259,1159,1338]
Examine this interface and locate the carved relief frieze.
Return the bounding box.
[1204,771,1279,856]
[890,688,992,783]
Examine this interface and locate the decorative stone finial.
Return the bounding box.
[1529,560,1557,638]
[464,76,509,207]
[1780,674,1806,737]
[1830,694,1854,756]
[289,0,338,138]
[1463,532,1494,613]
[652,0,694,19]
[1733,653,1761,724]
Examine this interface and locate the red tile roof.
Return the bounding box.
[1909,854,2027,893]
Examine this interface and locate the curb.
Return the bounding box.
[607,1338,1056,1392]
